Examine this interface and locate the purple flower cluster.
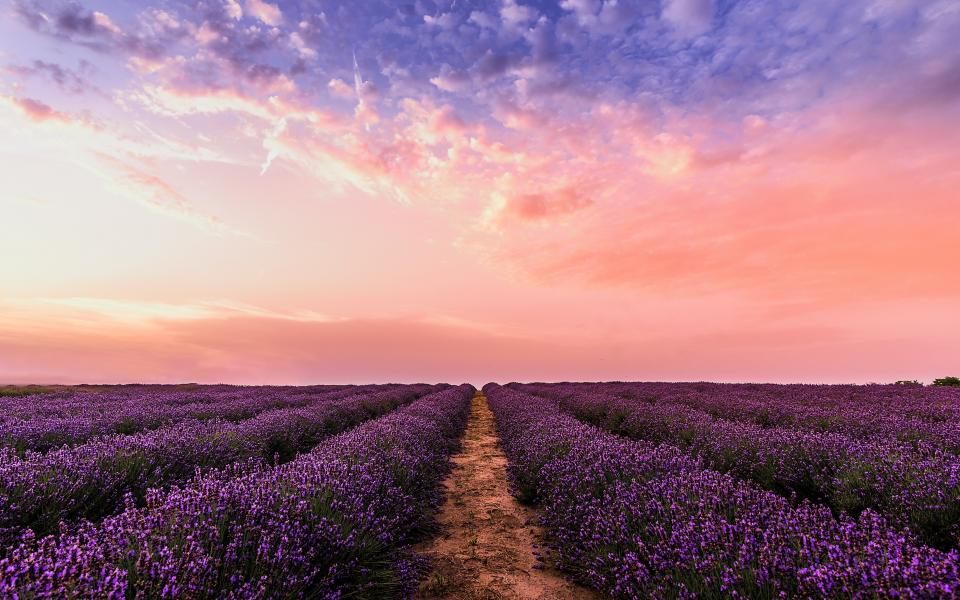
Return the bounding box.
[0,384,438,550]
[539,382,960,451]
[0,384,358,453]
[0,384,474,598]
[486,384,960,599]
[516,382,960,549]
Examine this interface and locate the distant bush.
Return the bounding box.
[894,380,922,386]
[0,386,57,397]
[933,377,960,387]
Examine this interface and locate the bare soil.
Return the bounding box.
[416,392,599,600]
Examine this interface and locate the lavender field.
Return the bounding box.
[2,381,960,598]
[489,382,960,598]
[0,383,474,597]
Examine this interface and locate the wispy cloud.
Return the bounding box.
[3,59,99,95]
[95,157,239,235]
[8,96,74,123]
[26,297,341,325]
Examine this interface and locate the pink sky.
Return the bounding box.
[1,0,958,385]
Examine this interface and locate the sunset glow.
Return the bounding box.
[2,0,958,384]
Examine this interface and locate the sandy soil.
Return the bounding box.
[416,392,599,600]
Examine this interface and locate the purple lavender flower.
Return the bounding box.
[0,384,474,598]
[487,383,960,599]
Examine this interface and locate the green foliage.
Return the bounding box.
[419,571,453,597]
[894,380,921,386]
[0,385,57,397]
[933,376,960,387]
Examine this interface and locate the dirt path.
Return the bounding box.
[417,392,598,600]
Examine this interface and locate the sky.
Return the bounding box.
[0,0,958,385]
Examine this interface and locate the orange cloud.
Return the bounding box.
[467,89,960,314]
[493,186,593,223]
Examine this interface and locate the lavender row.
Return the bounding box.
[0,385,361,450]
[517,382,960,550]
[543,381,960,452]
[0,384,438,550]
[0,384,343,422]
[676,385,960,453]
[0,384,474,598]
[486,384,960,599]
[0,384,371,453]
[592,381,960,424]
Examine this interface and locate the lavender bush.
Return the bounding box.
[515,382,960,549]
[0,384,474,598]
[0,384,438,549]
[0,384,363,453]
[487,384,960,599]
[522,381,960,451]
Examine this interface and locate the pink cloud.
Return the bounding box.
[11,97,73,123]
[96,156,232,233]
[245,0,282,25]
[225,0,243,20]
[428,105,468,137]
[502,186,593,221]
[476,97,960,312]
[431,64,472,92]
[327,78,354,98]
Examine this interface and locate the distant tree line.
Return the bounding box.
[890,377,959,387]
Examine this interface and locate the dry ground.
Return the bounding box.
[416,392,598,600]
